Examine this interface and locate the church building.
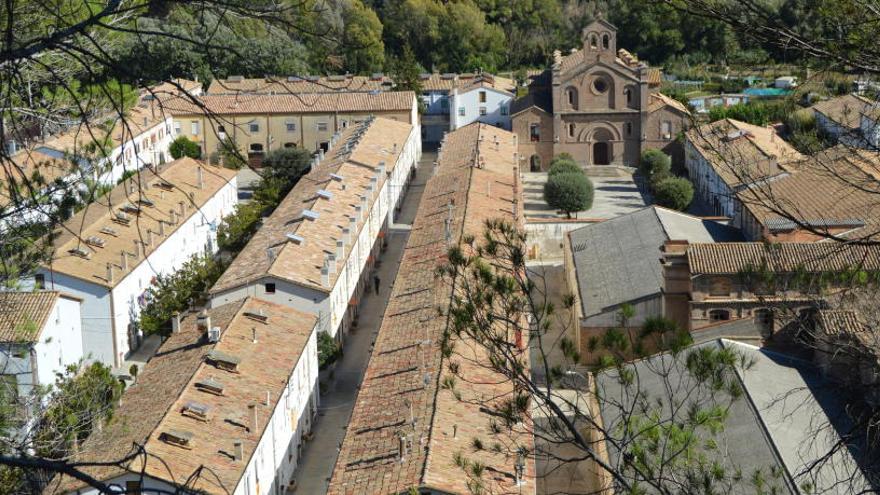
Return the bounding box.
[511,18,691,170]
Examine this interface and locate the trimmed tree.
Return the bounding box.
[548,159,581,177]
[639,149,671,182]
[653,177,694,211]
[262,147,312,191]
[169,136,202,159]
[544,172,594,218]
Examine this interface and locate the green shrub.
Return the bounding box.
[544,172,594,218]
[548,159,582,177]
[318,332,341,369]
[549,153,574,167]
[169,136,202,159]
[639,149,672,183]
[262,147,312,190]
[653,177,694,211]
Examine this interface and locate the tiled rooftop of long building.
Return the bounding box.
[0,291,66,342]
[327,123,534,494]
[45,297,317,494]
[210,117,414,294]
[686,241,880,275]
[205,73,516,95]
[43,157,237,288]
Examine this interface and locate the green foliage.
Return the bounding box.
[543,172,593,218]
[261,147,313,192]
[139,255,228,335]
[342,0,386,73]
[318,332,341,370]
[169,136,202,160]
[639,149,672,182]
[707,100,797,126]
[547,158,581,177]
[652,177,694,211]
[35,362,123,459]
[388,44,424,95]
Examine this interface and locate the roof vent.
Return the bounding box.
[286,233,304,244]
[160,429,193,449]
[68,246,91,259]
[155,180,174,190]
[301,209,319,221]
[207,326,221,343]
[244,310,269,323]
[138,198,155,208]
[725,129,752,141]
[329,173,344,182]
[207,349,241,372]
[85,236,106,248]
[181,401,211,422]
[317,189,333,200]
[113,212,131,225]
[121,203,142,215]
[100,226,119,237]
[195,378,224,396]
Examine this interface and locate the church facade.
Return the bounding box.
[511,19,690,171]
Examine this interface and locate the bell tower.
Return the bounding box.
[582,14,617,62]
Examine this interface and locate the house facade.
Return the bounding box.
[209,118,420,342]
[812,94,879,149]
[511,18,690,170]
[37,158,238,367]
[47,297,320,495]
[0,291,83,431]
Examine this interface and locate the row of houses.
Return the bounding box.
[21,115,421,494]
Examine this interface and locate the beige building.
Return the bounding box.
[511,18,690,170]
[161,91,418,164]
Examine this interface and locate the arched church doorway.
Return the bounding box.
[591,127,614,165]
[530,154,542,172]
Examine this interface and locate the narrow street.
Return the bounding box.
[292,148,437,494]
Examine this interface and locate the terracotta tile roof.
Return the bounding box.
[0,291,62,342]
[160,91,416,116]
[205,73,516,95]
[555,47,660,86]
[811,94,876,130]
[686,242,880,275]
[146,78,203,97]
[738,146,880,239]
[328,123,534,495]
[210,117,413,294]
[43,158,237,288]
[46,297,317,494]
[686,119,804,188]
[815,310,867,337]
[649,92,690,115]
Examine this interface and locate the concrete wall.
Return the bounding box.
[526,219,600,261]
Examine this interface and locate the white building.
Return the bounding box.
[45,297,320,495]
[37,158,238,367]
[0,291,83,424]
[812,94,880,149]
[684,119,802,217]
[209,117,420,342]
[449,82,513,131]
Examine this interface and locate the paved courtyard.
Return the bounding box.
[291,149,436,494]
[522,168,649,220]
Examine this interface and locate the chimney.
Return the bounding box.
[378,161,386,176]
[106,263,114,284]
[354,205,363,222]
[336,239,345,260]
[196,309,211,334]
[171,312,181,333]
[120,251,128,271]
[132,239,140,258]
[158,220,166,237]
[343,226,352,244]
[248,404,258,434]
[197,166,204,189]
[369,176,378,194]
[252,327,258,344]
[398,433,408,461]
[146,229,154,247]
[328,254,337,274]
[178,201,186,216]
[360,195,368,213]
[318,149,325,161]
[233,440,244,461]
[321,261,330,287]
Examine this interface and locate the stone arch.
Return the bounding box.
[623,84,637,109]
[585,122,621,142]
[588,32,599,50]
[565,86,579,110]
[587,125,619,166]
[602,32,610,49]
[708,309,732,322]
[529,154,542,172]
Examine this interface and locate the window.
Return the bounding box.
[500,104,508,116]
[190,121,199,135]
[529,124,540,142]
[173,122,181,135]
[317,122,328,132]
[568,123,575,138]
[709,309,731,322]
[126,481,142,495]
[602,34,610,49]
[217,125,226,134]
[661,121,672,138]
[34,274,45,289]
[754,309,774,338]
[440,98,449,109]
[265,283,276,294]
[709,277,731,297]
[458,107,466,117]
[249,122,259,133]
[479,91,487,103]
[286,121,296,132]
[624,122,633,136]
[479,107,487,116]
[593,78,608,94]
[284,142,296,148]
[624,87,633,104]
[590,34,598,48]
[249,143,264,154]
[341,120,349,128]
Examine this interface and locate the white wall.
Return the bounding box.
[33,296,83,387]
[685,141,737,217]
[450,87,512,130]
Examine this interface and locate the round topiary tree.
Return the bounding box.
[549,152,574,167]
[548,159,582,177]
[639,149,672,182]
[169,136,202,159]
[544,172,594,218]
[653,177,694,211]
